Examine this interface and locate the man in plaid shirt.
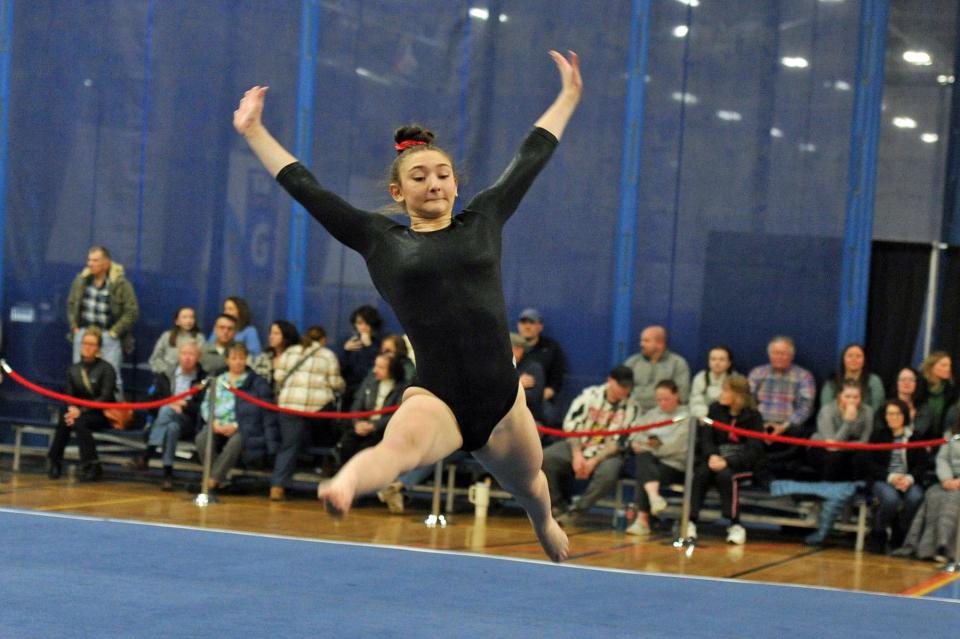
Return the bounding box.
[747,336,816,478]
[67,247,139,396]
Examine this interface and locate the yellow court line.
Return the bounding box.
[35,496,157,512]
[900,571,960,597]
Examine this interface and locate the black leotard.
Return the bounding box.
[276,127,558,450]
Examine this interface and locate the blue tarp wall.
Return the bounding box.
[1,1,892,411]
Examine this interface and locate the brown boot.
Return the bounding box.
[270,486,285,501]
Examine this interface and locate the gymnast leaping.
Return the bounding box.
[233,50,582,562]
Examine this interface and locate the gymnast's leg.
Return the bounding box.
[472,385,569,562]
[317,387,463,515]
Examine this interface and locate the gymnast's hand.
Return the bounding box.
[548,50,582,103]
[234,86,268,137]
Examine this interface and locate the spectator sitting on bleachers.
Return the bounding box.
[623,325,690,412]
[809,380,874,482]
[748,335,816,479]
[336,352,406,467]
[512,332,546,425]
[894,418,960,562]
[130,340,207,490]
[207,296,262,357]
[689,345,735,419]
[340,304,383,407]
[820,343,885,413]
[785,380,874,547]
[194,342,277,492]
[686,374,765,545]
[894,366,932,437]
[516,307,567,425]
[200,313,237,376]
[148,306,204,374]
[252,319,300,395]
[270,325,345,501]
[918,351,957,438]
[379,333,416,385]
[47,326,116,482]
[858,398,928,554]
[624,380,689,536]
[543,366,640,528]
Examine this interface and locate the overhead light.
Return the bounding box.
[469,7,489,20]
[921,133,939,143]
[355,67,390,85]
[893,116,917,129]
[798,142,817,153]
[716,110,742,121]
[499,13,508,22]
[675,0,700,6]
[833,80,851,91]
[781,56,809,69]
[770,127,784,138]
[673,25,689,38]
[671,91,698,104]
[938,74,955,85]
[903,51,933,66]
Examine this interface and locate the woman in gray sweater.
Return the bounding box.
[808,380,873,481]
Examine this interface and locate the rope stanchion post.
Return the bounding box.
[673,416,698,551]
[424,459,448,528]
[194,375,220,508]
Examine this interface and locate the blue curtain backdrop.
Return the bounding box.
[2,1,871,409]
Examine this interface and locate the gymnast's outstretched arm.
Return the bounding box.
[533,50,582,141]
[233,86,297,178]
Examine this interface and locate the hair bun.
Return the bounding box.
[394,124,434,149]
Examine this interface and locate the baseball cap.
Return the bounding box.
[518,307,543,323]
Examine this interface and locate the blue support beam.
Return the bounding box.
[0,0,13,336]
[837,0,889,352]
[610,0,651,366]
[286,0,321,328]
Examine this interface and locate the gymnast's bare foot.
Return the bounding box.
[317,479,354,518]
[533,516,570,562]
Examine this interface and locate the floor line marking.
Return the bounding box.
[900,572,960,597]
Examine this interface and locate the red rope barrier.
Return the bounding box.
[226,385,399,419]
[3,366,203,410]
[702,417,948,450]
[535,418,679,438]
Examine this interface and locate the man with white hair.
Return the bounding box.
[129,340,207,490]
[747,335,816,479]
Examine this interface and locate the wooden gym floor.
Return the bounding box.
[1,463,954,598]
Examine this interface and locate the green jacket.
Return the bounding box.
[66,261,139,353]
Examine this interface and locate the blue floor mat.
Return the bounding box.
[1,508,957,638]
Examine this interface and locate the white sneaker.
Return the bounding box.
[649,494,668,516]
[625,518,650,536]
[726,524,746,545]
[686,521,697,540]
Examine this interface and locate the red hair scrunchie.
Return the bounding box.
[395,139,429,153]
